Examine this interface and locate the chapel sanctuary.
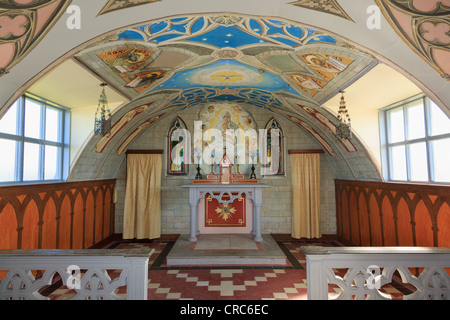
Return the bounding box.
[0,0,449,302]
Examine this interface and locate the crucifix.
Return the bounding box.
[218,146,233,184]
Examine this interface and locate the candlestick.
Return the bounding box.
[195,155,202,179]
[210,154,214,174]
[250,155,256,179]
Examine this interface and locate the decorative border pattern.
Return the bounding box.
[97,0,160,16]
[375,0,450,80]
[289,0,354,22]
[287,114,335,156]
[114,15,341,48]
[205,194,246,227]
[0,0,72,76]
[116,112,165,155]
[94,103,152,153]
[297,104,357,152]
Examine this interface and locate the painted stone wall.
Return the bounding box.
[114,104,337,235]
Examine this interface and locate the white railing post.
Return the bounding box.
[302,246,450,300]
[305,255,328,300]
[125,256,150,300]
[0,248,153,300]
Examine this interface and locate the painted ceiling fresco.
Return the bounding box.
[0,1,447,182]
[375,0,450,80]
[76,15,376,104]
[74,14,378,157]
[0,0,71,76]
[115,16,340,47]
[156,59,298,95]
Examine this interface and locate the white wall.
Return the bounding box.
[69,101,123,165]
[322,63,422,168]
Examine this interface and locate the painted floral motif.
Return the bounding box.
[419,19,450,46]
[0,1,70,75]
[411,0,450,13]
[205,194,246,227]
[215,204,237,222]
[0,14,30,39]
[376,0,450,79]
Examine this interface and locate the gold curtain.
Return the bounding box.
[290,153,321,239]
[123,153,162,239]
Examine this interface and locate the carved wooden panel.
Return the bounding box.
[0,179,116,250]
[335,179,450,248]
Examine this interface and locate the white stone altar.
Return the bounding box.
[182,184,270,242]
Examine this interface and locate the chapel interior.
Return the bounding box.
[0,0,449,301]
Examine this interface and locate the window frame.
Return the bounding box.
[261,117,286,178]
[166,116,189,176]
[379,94,450,184]
[0,93,70,186]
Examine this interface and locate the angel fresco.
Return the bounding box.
[97,48,152,75]
[299,53,354,82]
[199,103,257,174]
[124,70,166,92]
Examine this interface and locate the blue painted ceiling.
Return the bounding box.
[77,15,376,114]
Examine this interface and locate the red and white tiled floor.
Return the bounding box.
[45,235,414,300]
[146,268,307,300]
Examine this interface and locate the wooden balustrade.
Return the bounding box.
[335,179,450,248]
[0,179,116,250]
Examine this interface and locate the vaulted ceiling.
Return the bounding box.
[0,0,448,182]
[74,15,377,110]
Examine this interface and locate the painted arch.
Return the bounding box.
[0,0,448,182]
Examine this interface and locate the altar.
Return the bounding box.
[182,184,270,242]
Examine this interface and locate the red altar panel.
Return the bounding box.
[205,194,246,228]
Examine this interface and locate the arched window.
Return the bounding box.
[262,118,285,176]
[167,117,189,175]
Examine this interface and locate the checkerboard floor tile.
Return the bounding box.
[42,236,415,300]
[147,269,308,300]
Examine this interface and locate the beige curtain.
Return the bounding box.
[290,153,321,239]
[123,153,162,239]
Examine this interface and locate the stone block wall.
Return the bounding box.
[113,104,337,236]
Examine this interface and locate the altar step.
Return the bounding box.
[165,234,289,266]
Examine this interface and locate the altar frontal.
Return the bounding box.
[198,193,253,235]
